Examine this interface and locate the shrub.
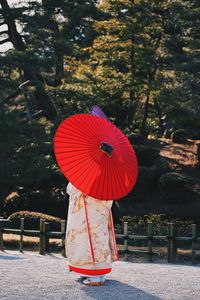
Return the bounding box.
[171,129,187,143]
[128,132,144,145]
[158,172,197,204]
[8,210,62,222]
[3,192,21,217]
[134,145,160,167]
[150,158,171,184]
[134,166,156,194]
[26,186,68,219]
[159,172,195,189]
[8,210,62,230]
[116,214,194,247]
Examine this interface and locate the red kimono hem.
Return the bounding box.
[68,264,112,275]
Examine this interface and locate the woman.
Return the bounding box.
[65,182,119,286]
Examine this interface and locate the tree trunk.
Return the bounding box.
[127,32,138,126]
[55,52,64,86]
[141,94,150,138]
[140,65,155,137]
[42,0,64,87]
[154,99,165,134]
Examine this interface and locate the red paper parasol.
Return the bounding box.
[54,114,138,200]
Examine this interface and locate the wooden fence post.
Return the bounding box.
[0,227,3,251]
[147,222,153,262]
[167,222,176,263]
[0,217,4,251]
[124,222,128,261]
[39,219,45,255]
[45,222,50,252]
[61,220,66,257]
[19,218,24,252]
[192,224,197,264]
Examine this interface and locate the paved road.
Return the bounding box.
[0,250,200,300]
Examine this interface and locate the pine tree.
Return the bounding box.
[68,0,170,136]
[0,0,98,214]
[159,0,200,134]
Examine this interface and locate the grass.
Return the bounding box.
[3,234,61,252]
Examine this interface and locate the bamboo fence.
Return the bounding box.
[0,218,199,264]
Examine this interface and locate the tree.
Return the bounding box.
[0,0,99,214]
[158,0,200,135]
[66,0,171,137]
[0,0,99,120]
[0,0,58,120]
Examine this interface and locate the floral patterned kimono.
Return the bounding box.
[66,182,119,276]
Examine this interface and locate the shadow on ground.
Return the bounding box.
[0,254,24,260]
[81,279,162,300]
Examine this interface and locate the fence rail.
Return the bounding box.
[0,218,199,264]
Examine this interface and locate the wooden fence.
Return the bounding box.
[119,222,200,264]
[0,218,199,264]
[0,218,66,257]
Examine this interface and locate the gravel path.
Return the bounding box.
[0,250,200,300]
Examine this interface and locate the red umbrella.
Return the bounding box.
[54,114,138,200]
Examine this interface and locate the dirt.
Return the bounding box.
[159,138,197,169]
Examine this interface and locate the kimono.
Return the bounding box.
[65,182,119,276]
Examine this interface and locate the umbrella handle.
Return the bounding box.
[99,142,113,157]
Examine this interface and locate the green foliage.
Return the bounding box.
[116,214,194,246]
[158,0,200,132]
[134,145,160,167]
[0,103,55,190]
[65,0,168,132]
[8,210,63,230]
[2,192,20,217]
[8,210,62,222]
[159,172,196,189]
[0,0,199,220]
[158,172,197,204]
[171,129,187,144]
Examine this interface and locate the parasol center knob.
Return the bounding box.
[100,141,113,157]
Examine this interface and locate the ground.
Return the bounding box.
[1,250,200,300]
[159,138,200,192]
[159,138,197,169]
[1,139,200,299]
